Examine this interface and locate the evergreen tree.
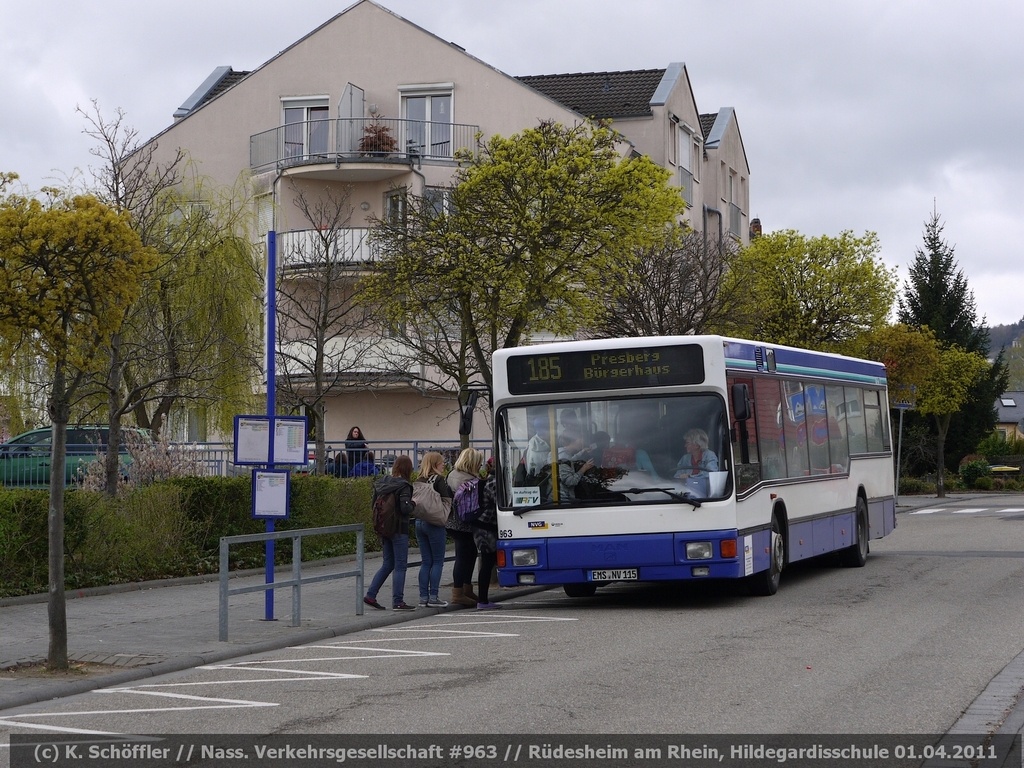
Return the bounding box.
[897,211,1006,471]
[898,212,986,353]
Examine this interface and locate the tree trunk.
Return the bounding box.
[934,413,951,499]
[46,374,70,671]
[104,333,125,495]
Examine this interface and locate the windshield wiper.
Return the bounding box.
[621,486,702,508]
[512,499,588,517]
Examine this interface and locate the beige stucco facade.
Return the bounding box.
[142,0,752,445]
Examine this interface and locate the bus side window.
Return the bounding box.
[825,385,849,472]
[864,389,885,452]
[728,375,760,492]
[843,387,868,454]
[755,379,786,480]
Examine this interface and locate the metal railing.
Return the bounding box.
[679,168,694,204]
[728,202,743,237]
[168,439,492,477]
[218,524,365,641]
[276,228,373,268]
[250,117,480,173]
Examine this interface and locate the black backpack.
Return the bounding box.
[372,488,401,538]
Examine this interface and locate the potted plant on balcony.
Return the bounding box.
[358,120,398,157]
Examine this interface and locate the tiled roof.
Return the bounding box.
[995,392,1024,425]
[516,69,667,120]
[699,112,718,138]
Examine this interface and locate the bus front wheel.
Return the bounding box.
[749,512,784,596]
[564,583,598,598]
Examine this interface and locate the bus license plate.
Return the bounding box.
[590,568,638,581]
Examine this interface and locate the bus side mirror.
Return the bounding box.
[459,391,480,436]
[731,383,751,422]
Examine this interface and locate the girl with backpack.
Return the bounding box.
[364,455,417,611]
[446,448,484,607]
[473,470,501,610]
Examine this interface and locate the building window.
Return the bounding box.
[282,99,329,160]
[255,194,274,245]
[423,186,451,218]
[690,134,701,184]
[385,189,406,225]
[401,88,453,158]
[674,124,700,201]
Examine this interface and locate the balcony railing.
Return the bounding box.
[250,117,480,173]
[277,228,374,268]
[679,168,694,204]
[728,202,743,237]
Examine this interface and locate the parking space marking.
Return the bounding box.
[0,610,580,737]
[0,718,123,736]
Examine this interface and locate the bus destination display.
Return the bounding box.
[506,344,705,394]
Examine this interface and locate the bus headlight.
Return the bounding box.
[511,549,538,566]
[685,541,713,560]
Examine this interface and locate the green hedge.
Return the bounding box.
[0,475,387,599]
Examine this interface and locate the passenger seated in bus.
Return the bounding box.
[555,441,595,500]
[524,417,552,475]
[559,409,586,444]
[673,428,719,479]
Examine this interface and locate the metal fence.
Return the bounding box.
[249,117,480,173]
[169,439,493,478]
[218,524,365,641]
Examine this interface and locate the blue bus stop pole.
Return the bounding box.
[265,231,277,621]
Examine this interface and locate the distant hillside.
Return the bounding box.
[990,319,1024,351]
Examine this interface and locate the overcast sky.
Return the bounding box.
[3,0,1022,327]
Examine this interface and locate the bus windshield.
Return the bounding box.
[496,393,731,509]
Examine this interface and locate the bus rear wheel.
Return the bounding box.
[563,583,598,598]
[748,512,784,596]
[838,496,869,568]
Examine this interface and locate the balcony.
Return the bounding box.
[276,228,373,269]
[250,117,479,175]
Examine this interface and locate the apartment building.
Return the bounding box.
[144,0,751,442]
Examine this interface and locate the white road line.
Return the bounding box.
[301,631,518,645]
[201,648,449,666]
[952,508,987,514]
[0,719,125,735]
[396,616,579,628]
[910,508,940,514]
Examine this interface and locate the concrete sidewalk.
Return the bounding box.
[0,550,538,712]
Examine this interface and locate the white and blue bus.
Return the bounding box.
[491,336,896,596]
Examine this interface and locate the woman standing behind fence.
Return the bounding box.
[345,426,368,468]
[446,448,484,607]
[363,455,416,611]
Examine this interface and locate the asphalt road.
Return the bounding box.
[2,497,1022,745]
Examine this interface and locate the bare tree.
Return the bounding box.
[591,228,744,338]
[274,182,389,472]
[79,103,262,492]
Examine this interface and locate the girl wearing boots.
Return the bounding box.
[446,448,484,607]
